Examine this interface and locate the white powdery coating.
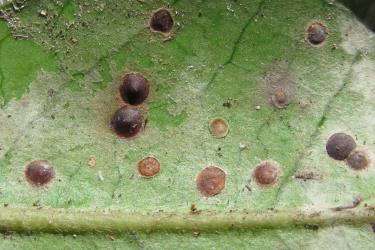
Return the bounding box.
[0,0,12,6]
[350,58,375,103]
[340,11,375,55]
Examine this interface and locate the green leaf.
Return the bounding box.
[0,0,375,248]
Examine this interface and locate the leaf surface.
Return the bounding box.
[0,0,375,248]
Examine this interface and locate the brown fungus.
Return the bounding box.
[150,8,174,34]
[111,106,143,138]
[326,133,356,161]
[196,166,226,197]
[120,73,150,105]
[25,160,55,187]
[253,161,281,187]
[138,156,160,178]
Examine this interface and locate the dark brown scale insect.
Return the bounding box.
[150,8,174,34]
[120,73,149,105]
[326,133,356,161]
[253,161,280,187]
[196,166,226,197]
[111,106,143,138]
[306,21,328,46]
[25,160,55,187]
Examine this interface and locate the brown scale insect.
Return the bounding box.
[326,133,356,161]
[196,166,226,197]
[119,73,149,105]
[25,160,55,187]
[271,86,290,109]
[111,106,144,138]
[150,8,174,34]
[138,157,160,178]
[209,118,229,138]
[253,161,281,187]
[305,21,328,47]
[346,148,371,171]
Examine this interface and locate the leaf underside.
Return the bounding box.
[0,0,375,249]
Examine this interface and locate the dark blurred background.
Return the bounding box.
[338,0,375,31]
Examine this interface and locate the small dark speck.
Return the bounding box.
[190,204,200,214]
[192,231,200,237]
[304,224,319,230]
[47,89,54,97]
[144,118,148,130]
